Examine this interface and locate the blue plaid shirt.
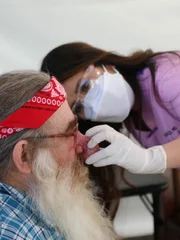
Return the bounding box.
[0,182,65,240]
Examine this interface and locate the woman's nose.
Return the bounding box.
[76,131,100,161]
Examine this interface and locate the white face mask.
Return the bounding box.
[82,66,135,122]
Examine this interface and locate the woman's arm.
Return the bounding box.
[85,125,167,174]
[163,138,180,168]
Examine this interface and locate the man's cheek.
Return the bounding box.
[67,137,77,162]
[51,140,75,166]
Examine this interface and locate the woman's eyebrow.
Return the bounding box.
[70,77,83,109]
[70,100,76,109]
[75,78,82,94]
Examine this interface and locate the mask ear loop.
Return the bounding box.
[102,65,108,72]
[113,68,119,73]
[102,65,119,74]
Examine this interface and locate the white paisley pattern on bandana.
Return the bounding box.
[0,76,67,139]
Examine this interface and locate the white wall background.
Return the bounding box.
[0,0,180,73]
[1,1,178,236]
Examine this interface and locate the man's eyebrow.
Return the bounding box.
[65,116,78,132]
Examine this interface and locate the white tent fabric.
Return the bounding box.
[0,0,180,72]
[0,0,178,237]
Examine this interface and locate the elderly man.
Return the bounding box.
[0,71,118,240]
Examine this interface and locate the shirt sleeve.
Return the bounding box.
[155,52,180,121]
[34,231,65,240]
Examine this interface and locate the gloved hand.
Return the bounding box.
[85,125,167,174]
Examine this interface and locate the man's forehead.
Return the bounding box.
[44,100,75,134]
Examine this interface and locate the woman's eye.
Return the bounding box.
[74,103,83,115]
[80,80,91,94]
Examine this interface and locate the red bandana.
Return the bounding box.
[0,76,66,139]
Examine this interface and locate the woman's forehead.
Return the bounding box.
[62,71,84,104]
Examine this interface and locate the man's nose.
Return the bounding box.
[76,131,88,154]
[76,131,100,161]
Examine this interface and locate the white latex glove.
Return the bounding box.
[85,125,167,174]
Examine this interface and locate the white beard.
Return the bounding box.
[27,149,118,240]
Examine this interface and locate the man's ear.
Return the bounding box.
[12,140,32,174]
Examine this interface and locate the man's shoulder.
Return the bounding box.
[1,200,65,240]
[0,184,65,240]
[1,221,64,240]
[0,184,30,223]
